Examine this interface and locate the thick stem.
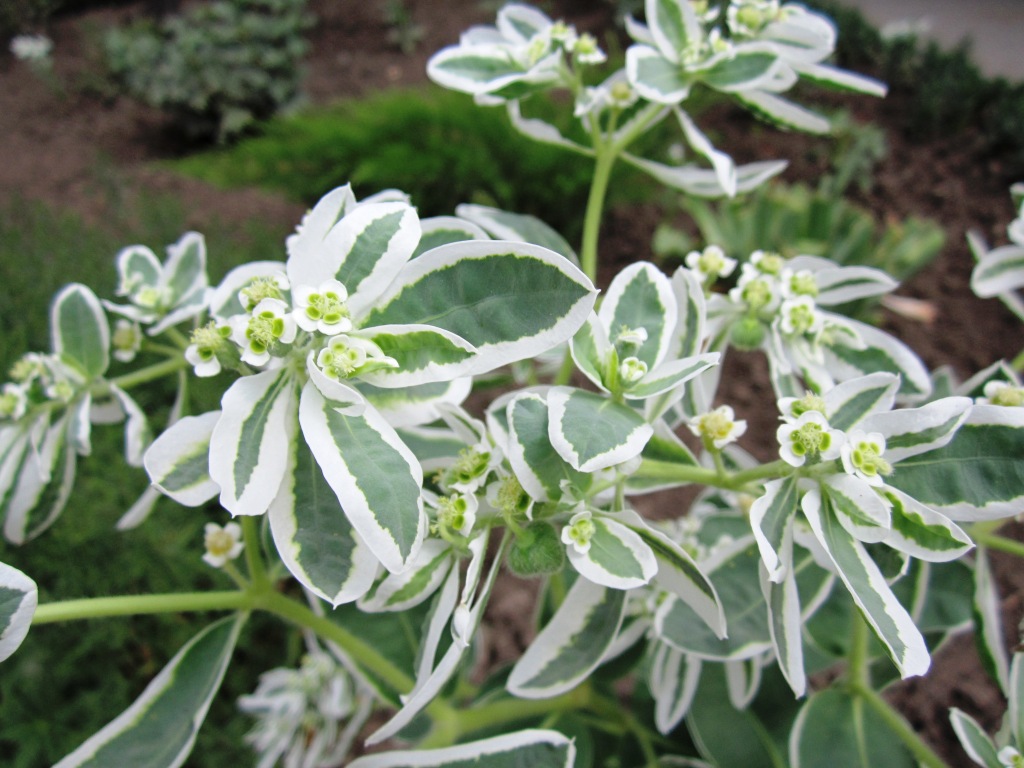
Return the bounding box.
[107,355,189,392]
[32,591,250,625]
[580,147,617,282]
[636,457,789,492]
[241,516,270,589]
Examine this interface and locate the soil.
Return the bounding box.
[1,1,1022,766]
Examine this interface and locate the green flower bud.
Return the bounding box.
[730,315,766,350]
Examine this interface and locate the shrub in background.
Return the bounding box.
[103,0,313,143]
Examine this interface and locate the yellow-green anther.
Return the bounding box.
[789,392,827,417]
[788,270,819,297]
[247,311,286,353]
[190,322,228,362]
[984,381,1024,407]
[241,277,285,311]
[561,509,596,554]
[619,356,648,385]
[742,277,773,311]
[610,80,633,102]
[495,474,529,517]
[752,251,785,275]
[791,423,829,457]
[849,440,891,479]
[9,354,43,384]
[303,290,348,325]
[318,344,364,380]
[0,385,26,420]
[134,285,164,309]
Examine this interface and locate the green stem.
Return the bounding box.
[850,682,950,768]
[241,516,270,589]
[636,457,789,492]
[107,355,188,392]
[972,530,1024,559]
[32,591,251,625]
[846,608,871,689]
[1011,345,1024,373]
[581,146,617,282]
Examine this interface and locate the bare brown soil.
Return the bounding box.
[1,1,1021,766]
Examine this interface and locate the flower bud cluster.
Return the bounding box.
[0,353,83,422]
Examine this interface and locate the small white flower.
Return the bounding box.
[729,272,780,314]
[435,492,478,537]
[619,356,648,385]
[777,391,827,422]
[203,522,243,568]
[841,430,892,486]
[0,383,28,421]
[561,508,596,554]
[688,405,747,449]
[777,410,844,467]
[292,279,353,336]
[685,245,737,284]
[237,272,289,313]
[781,268,819,299]
[10,33,52,62]
[231,298,297,368]
[779,295,824,336]
[315,334,397,381]
[978,380,1024,407]
[111,319,143,363]
[998,746,1023,768]
[573,32,606,64]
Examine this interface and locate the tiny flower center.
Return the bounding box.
[436,494,471,534]
[565,515,595,550]
[619,356,648,385]
[790,392,827,417]
[789,271,819,297]
[610,80,633,103]
[790,422,831,459]
[205,528,236,558]
[304,290,350,326]
[446,448,491,488]
[753,252,785,275]
[241,277,284,311]
[785,302,818,335]
[247,311,287,354]
[850,440,892,478]
[742,278,773,311]
[190,322,229,361]
[496,474,530,517]
[990,384,1024,407]
[698,409,735,443]
[318,342,366,380]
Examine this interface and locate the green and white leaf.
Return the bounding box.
[506,101,592,157]
[413,216,488,259]
[570,313,613,392]
[362,379,471,430]
[750,476,800,583]
[427,44,533,95]
[810,265,898,306]
[676,109,736,197]
[357,324,478,388]
[0,425,34,518]
[860,396,972,463]
[508,577,626,699]
[0,560,37,663]
[824,315,932,401]
[269,437,378,606]
[971,243,1024,298]
[547,387,653,472]
[51,283,109,379]
[885,404,1024,521]
[724,657,762,710]
[790,688,917,768]
[646,0,699,61]
[1011,651,1024,747]
[761,558,806,697]
[454,203,577,264]
[626,45,692,103]
[656,539,772,661]
[410,564,460,693]
[54,615,243,768]
[144,411,220,507]
[209,369,296,517]
[881,488,973,563]
[207,261,285,321]
[395,425,468,472]
[627,353,720,400]
[567,515,657,590]
[737,90,830,134]
[109,385,152,467]
[4,413,75,544]
[698,46,780,92]
[822,371,898,432]
[801,488,929,678]
[974,548,1010,693]
[365,240,596,376]
[949,708,1003,768]
[351,729,576,768]
[822,474,891,544]
[507,393,590,502]
[649,642,702,734]
[359,539,454,613]
[299,382,426,574]
[623,152,787,197]
[620,509,725,637]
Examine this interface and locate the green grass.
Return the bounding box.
[0,192,295,767]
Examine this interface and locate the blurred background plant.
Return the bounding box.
[102,0,314,143]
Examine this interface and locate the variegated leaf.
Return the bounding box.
[600,262,677,370]
[548,387,653,472]
[974,548,1010,693]
[362,379,471,430]
[357,324,477,388]
[454,203,577,263]
[567,515,657,590]
[627,44,691,103]
[427,44,533,95]
[724,657,761,710]
[860,396,972,463]
[885,404,1024,521]
[971,243,1024,298]
[208,261,286,321]
[801,488,929,678]
[649,642,702,734]
[4,413,75,544]
[656,540,772,661]
[676,110,736,197]
[812,265,898,306]
[209,370,296,517]
[507,392,590,503]
[620,509,725,638]
[507,101,592,158]
[623,153,788,197]
[395,425,467,472]
[110,385,152,467]
[410,565,460,693]
[299,382,425,574]
[750,476,800,583]
[359,539,453,613]
[413,216,488,258]
[1011,652,1024,747]
[737,90,831,134]
[882,488,973,562]
[646,0,699,61]
[949,709,1002,768]
[51,283,109,379]
[54,616,243,768]
[508,578,626,699]
[570,313,612,393]
[144,411,221,507]
[698,45,779,92]
[822,371,899,432]
[160,232,207,307]
[761,560,806,697]
[269,437,378,606]
[0,560,37,663]
[115,245,161,297]
[823,474,891,544]
[364,240,596,375]
[351,729,576,768]
[627,353,719,401]
[824,315,931,401]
